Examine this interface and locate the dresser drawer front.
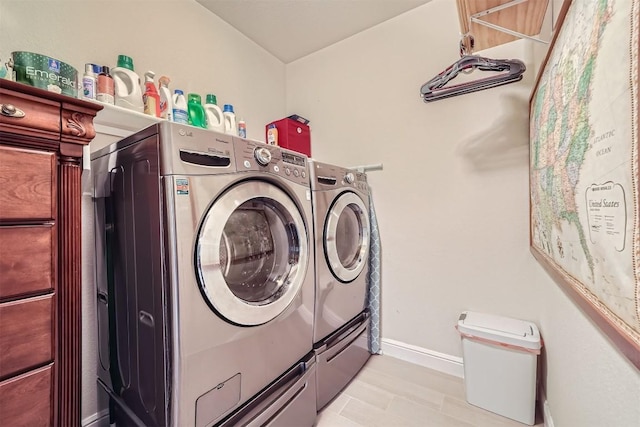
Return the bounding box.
[0,364,53,427]
[0,225,54,300]
[0,294,54,379]
[0,89,60,139]
[0,145,55,221]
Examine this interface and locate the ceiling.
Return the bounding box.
[196,0,432,63]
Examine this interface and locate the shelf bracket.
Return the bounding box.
[469,0,549,45]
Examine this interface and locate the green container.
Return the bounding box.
[11,51,78,97]
[187,93,207,128]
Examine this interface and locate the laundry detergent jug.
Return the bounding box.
[204,94,224,132]
[223,104,237,136]
[112,55,143,112]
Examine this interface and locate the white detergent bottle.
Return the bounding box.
[204,94,224,132]
[111,55,143,112]
[158,76,172,121]
[172,90,189,124]
[223,104,237,135]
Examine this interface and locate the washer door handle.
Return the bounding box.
[139,310,155,327]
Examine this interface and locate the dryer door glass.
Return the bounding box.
[196,181,309,326]
[335,208,361,268]
[325,192,370,283]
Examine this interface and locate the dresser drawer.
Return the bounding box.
[0,294,54,379]
[0,88,60,139]
[0,364,53,427]
[0,145,55,221]
[0,225,54,300]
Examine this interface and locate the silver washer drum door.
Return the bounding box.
[324,192,370,283]
[196,181,309,326]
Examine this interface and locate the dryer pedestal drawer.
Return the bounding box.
[0,364,54,427]
[0,294,54,379]
[315,312,370,411]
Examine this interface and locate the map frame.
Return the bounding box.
[529,0,640,369]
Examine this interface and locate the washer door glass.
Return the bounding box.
[324,192,370,282]
[196,181,308,326]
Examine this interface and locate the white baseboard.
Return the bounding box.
[82,409,109,427]
[380,338,464,378]
[539,387,555,427]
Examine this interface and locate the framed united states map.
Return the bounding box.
[530,0,640,368]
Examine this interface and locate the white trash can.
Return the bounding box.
[457,311,542,425]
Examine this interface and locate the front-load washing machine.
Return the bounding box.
[92,122,316,426]
[309,160,372,410]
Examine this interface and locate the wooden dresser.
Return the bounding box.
[0,80,102,426]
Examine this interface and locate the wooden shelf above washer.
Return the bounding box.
[456,0,549,53]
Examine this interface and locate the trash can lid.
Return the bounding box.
[457,311,542,351]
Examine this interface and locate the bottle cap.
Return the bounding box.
[175,89,184,95]
[85,63,94,74]
[159,76,170,87]
[188,93,202,103]
[223,104,234,113]
[144,70,155,80]
[101,66,110,74]
[206,94,217,105]
[117,55,134,71]
[91,64,102,74]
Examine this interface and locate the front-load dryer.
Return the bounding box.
[309,160,372,410]
[92,122,315,427]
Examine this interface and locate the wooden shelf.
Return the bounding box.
[456,0,549,53]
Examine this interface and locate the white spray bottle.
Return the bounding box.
[158,76,173,121]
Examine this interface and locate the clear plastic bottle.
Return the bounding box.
[187,93,206,128]
[158,76,172,121]
[223,104,237,135]
[204,94,224,132]
[81,63,96,100]
[96,66,115,104]
[266,123,278,146]
[237,119,246,138]
[172,90,188,124]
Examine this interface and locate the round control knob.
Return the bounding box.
[344,172,355,184]
[254,147,272,166]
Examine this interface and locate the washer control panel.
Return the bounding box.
[234,137,309,186]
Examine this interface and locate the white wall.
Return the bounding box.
[1,0,287,422]
[287,0,543,358]
[0,0,284,141]
[286,0,640,426]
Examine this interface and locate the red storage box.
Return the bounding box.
[266,116,311,156]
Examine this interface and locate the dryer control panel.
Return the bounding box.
[233,137,310,187]
[309,161,369,194]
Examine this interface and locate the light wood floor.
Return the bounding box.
[315,354,543,427]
